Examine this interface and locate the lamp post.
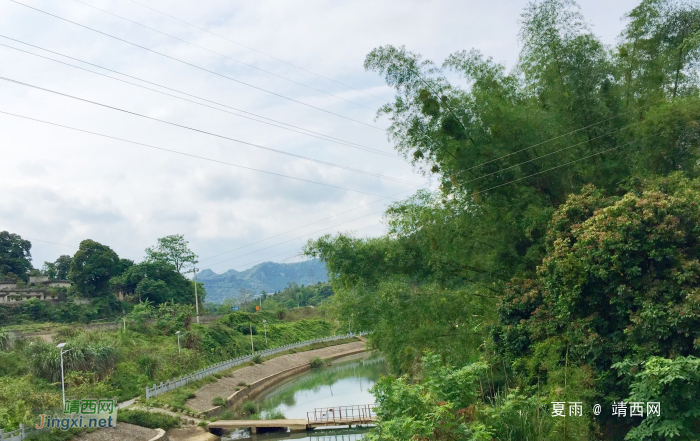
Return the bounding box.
[56,343,69,408]
[176,331,181,354]
[262,319,268,345]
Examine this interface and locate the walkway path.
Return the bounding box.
[131,405,204,425]
[71,423,157,441]
[185,340,366,412]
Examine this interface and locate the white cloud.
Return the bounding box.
[0,0,640,271]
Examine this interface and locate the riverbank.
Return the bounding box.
[184,340,367,413]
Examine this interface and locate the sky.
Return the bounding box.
[0,0,640,274]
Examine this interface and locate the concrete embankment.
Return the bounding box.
[184,340,367,414]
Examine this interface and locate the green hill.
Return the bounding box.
[197,259,328,303]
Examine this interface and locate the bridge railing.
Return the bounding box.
[145,332,367,399]
[0,423,50,441]
[307,404,376,424]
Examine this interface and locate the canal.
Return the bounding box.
[222,352,387,441]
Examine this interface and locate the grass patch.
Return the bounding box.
[241,400,258,415]
[212,396,226,406]
[263,409,285,420]
[118,409,180,430]
[310,357,324,369]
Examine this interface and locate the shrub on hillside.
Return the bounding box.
[118,409,180,430]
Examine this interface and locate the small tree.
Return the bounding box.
[145,234,198,274]
[69,240,120,298]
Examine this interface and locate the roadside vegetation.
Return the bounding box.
[306,0,700,439]
[0,307,337,432]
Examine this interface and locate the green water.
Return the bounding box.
[222,353,386,441]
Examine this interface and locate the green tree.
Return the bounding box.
[307,0,700,439]
[0,231,32,282]
[615,356,700,440]
[42,255,73,280]
[112,260,204,305]
[496,175,700,433]
[69,240,120,297]
[145,234,198,274]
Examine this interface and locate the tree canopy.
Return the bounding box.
[69,239,121,298]
[145,234,198,274]
[307,0,700,438]
[0,231,32,282]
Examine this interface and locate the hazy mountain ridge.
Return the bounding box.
[198,259,328,303]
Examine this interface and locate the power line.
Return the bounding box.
[216,222,385,272]
[0,37,399,159]
[0,109,388,197]
[459,108,649,174]
[8,0,385,131]
[197,186,420,263]
[459,121,645,187]
[202,207,388,268]
[124,0,389,103]
[477,140,639,195]
[0,76,419,185]
[23,238,77,249]
[71,0,377,111]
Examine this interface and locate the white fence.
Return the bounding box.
[0,424,48,441]
[145,332,365,399]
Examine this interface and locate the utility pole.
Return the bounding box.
[191,268,200,324]
[250,322,254,354]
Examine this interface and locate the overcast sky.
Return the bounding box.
[0,0,640,274]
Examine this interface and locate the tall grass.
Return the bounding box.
[27,340,118,383]
[0,331,14,351]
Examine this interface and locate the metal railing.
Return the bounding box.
[145,332,366,399]
[0,424,49,441]
[307,405,376,424]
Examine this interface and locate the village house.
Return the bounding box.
[0,275,71,304]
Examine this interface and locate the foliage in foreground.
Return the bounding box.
[308,0,700,439]
[0,307,335,431]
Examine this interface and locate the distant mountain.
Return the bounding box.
[197,259,328,303]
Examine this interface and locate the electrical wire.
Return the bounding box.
[0,76,419,185]
[0,109,390,197]
[216,221,384,272]
[71,0,377,111]
[202,207,388,268]
[459,107,649,174]
[124,0,389,103]
[7,0,385,131]
[458,120,645,187]
[197,186,420,262]
[477,140,638,195]
[0,37,399,158]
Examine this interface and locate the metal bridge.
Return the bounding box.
[207,405,376,434]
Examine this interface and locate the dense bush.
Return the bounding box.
[118,409,180,429]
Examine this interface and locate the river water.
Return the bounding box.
[222,352,387,441]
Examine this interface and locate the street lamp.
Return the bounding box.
[262,320,268,345]
[175,331,181,354]
[56,343,70,408]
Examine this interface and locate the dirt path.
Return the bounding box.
[71,423,157,441]
[167,427,219,441]
[185,340,366,412]
[131,405,204,425]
